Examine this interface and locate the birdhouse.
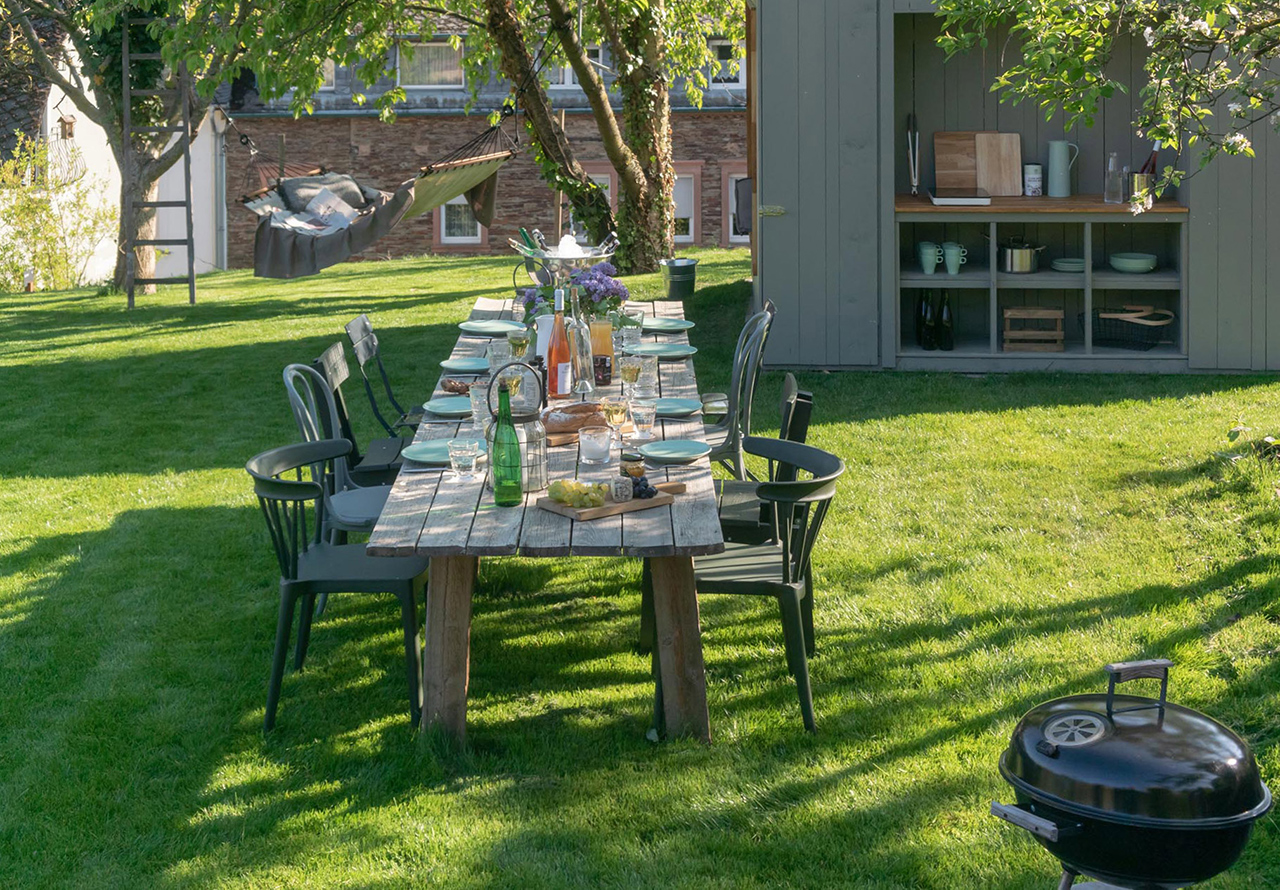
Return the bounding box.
[58,114,76,140]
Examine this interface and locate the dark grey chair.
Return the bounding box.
[704,300,776,479]
[344,314,422,436]
[311,342,403,485]
[246,438,428,732]
[642,437,843,733]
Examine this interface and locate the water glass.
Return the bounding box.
[579,425,613,465]
[621,325,643,351]
[629,399,657,442]
[638,355,659,388]
[623,306,646,329]
[447,438,481,481]
[487,339,512,374]
[469,382,490,430]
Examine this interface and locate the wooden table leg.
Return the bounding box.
[422,555,478,742]
[648,555,710,742]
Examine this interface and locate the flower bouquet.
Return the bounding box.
[519,261,629,322]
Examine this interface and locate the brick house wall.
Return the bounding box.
[224,108,746,268]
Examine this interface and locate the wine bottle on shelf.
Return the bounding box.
[547,289,573,400]
[915,291,928,347]
[937,292,955,351]
[921,290,938,351]
[491,383,523,507]
[567,286,596,395]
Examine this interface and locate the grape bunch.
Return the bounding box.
[632,475,659,499]
[549,479,609,508]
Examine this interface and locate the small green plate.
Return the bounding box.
[401,439,486,465]
[638,439,712,464]
[459,319,526,336]
[422,396,474,417]
[653,397,702,417]
[625,343,698,361]
[642,317,695,333]
[441,356,490,373]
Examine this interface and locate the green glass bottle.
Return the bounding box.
[492,382,523,507]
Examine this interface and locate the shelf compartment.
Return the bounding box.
[1091,269,1181,290]
[900,266,991,288]
[997,270,1085,290]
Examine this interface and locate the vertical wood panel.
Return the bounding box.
[841,0,882,365]
[795,0,829,363]
[1268,113,1280,369]
[1216,149,1252,368]
[1187,144,1220,368]
[1251,124,1268,370]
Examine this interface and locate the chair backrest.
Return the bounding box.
[246,439,351,580]
[740,300,777,437]
[311,343,365,461]
[344,315,404,434]
[743,436,844,586]
[778,372,814,448]
[283,363,356,493]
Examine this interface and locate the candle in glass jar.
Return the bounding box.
[579,425,613,464]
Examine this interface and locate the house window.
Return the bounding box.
[441,194,481,244]
[673,174,695,244]
[709,40,745,87]
[320,59,336,91]
[728,175,751,243]
[399,42,464,88]
[550,46,602,89]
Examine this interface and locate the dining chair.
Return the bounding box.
[246,438,428,732]
[283,363,392,540]
[642,437,844,733]
[311,342,404,485]
[344,314,422,437]
[704,301,775,479]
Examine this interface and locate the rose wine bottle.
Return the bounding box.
[547,288,573,400]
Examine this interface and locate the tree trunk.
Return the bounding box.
[112,176,158,295]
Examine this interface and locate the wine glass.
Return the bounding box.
[507,326,531,361]
[600,396,629,445]
[618,355,642,399]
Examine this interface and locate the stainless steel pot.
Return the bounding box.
[999,239,1046,273]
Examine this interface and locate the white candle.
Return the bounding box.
[579,426,612,463]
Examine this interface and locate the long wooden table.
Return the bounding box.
[367,298,723,743]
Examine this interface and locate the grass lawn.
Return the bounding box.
[1,246,1278,888]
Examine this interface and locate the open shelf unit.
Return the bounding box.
[894,195,1188,366]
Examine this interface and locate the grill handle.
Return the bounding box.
[1104,658,1173,717]
[990,802,1078,842]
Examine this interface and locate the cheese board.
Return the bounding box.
[547,422,633,448]
[536,481,685,521]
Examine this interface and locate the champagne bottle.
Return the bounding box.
[921,290,938,351]
[937,292,955,351]
[547,289,573,400]
[492,383,523,507]
[915,291,928,347]
[567,286,595,395]
[532,228,549,250]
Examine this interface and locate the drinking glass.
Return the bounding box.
[628,399,657,442]
[579,426,613,465]
[487,339,512,374]
[498,366,524,403]
[447,438,481,481]
[507,326,531,360]
[618,355,642,398]
[600,396,629,443]
[621,325,643,351]
[638,355,659,387]
[469,382,490,431]
[623,306,646,329]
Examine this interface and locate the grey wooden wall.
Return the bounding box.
[755,0,882,368]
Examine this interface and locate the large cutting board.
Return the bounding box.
[934,131,987,191]
[975,133,1023,196]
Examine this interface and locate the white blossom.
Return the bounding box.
[1229,102,1244,115]
[1192,19,1211,36]
[1144,26,1156,46]
[1225,132,1252,151]
[1271,110,1280,127]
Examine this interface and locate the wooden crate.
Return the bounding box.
[1003,307,1065,352]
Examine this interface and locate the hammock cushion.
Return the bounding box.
[400,154,511,223]
[279,172,372,213]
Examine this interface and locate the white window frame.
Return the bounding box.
[673,173,696,245]
[439,194,482,245]
[727,174,751,244]
[397,40,465,89]
[319,59,336,91]
[708,40,745,88]
[549,45,602,90]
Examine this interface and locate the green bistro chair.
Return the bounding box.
[643,437,844,733]
[246,439,429,732]
[312,342,404,485]
[703,301,776,480]
[344,314,422,437]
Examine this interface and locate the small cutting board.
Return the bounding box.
[934,131,988,191]
[975,133,1023,196]
[535,481,684,521]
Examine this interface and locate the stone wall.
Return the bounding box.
[225,109,746,268]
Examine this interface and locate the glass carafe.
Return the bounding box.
[567,286,595,395]
[1104,151,1125,204]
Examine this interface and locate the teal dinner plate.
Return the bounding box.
[459,319,526,336]
[401,438,486,465]
[642,317,695,333]
[639,439,712,464]
[441,356,490,373]
[653,397,703,417]
[625,343,698,361]
[422,396,474,417]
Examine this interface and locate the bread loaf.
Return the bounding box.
[542,402,605,434]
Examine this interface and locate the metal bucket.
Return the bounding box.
[660,258,698,299]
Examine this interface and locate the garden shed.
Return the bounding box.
[751,0,1280,372]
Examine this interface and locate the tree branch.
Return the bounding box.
[6,5,109,130]
[594,0,633,71]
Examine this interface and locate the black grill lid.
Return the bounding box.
[1001,660,1271,827]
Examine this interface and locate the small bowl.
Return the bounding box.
[1109,252,1158,274]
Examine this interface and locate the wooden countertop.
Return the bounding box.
[895,194,1188,214]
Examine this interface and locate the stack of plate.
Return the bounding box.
[1051,257,1086,273]
[1109,252,1158,273]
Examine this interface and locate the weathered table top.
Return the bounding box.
[367,299,725,560]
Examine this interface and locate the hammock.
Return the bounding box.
[241,123,518,279]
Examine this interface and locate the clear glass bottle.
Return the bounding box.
[491,383,523,506]
[567,286,595,395]
[1104,151,1125,204]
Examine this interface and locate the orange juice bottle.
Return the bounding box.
[590,318,614,385]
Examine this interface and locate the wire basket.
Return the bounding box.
[1080,305,1176,351]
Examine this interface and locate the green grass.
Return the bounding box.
[1,247,1278,888]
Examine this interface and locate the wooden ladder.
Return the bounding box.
[121,16,196,308]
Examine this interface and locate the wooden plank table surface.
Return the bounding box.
[368,298,723,743]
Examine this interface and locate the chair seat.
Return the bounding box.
[354,436,405,474]
[695,542,794,595]
[296,542,428,589]
[329,484,391,530]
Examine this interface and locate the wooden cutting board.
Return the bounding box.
[975,133,1023,196]
[934,131,986,191]
[535,481,685,521]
